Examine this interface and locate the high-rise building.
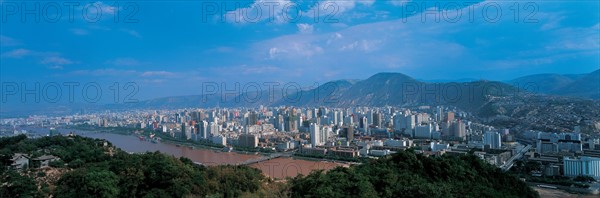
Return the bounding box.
[436,106,443,122]
[372,111,382,128]
[238,134,259,148]
[197,120,208,139]
[310,123,325,147]
[344,115,353,126]
[394,114,415,135]
[452,120,466,139]
[208,122,219,137]
[414,124,433,139]
[446,112,455,122]
[191,111,201,122]
[484,131,502,149]
[211,135,227,146]
[359,116,368,129]
[415,113,429,125]
[181,122,192,140]
[246,111,258,126]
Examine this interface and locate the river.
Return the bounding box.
[11,126,343,179]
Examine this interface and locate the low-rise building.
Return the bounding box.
[563,156,600,179]
[33,155,59,168]
[11,153,29,170]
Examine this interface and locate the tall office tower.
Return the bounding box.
[284,114,298,132]
[175,113,181,123]
[330,111,338,126]
[341,125,354,141]
[453,120,466,139]
[321,126,331,143]
[208,122,219,137]
[245,111,258,126]
[372,111,383,128]
[317,107,325,118]
[360,116,368,130]
[275,114,285,131]
[181,122,189,139]
[397,114,416,135]
[197,121,208,139]
[310,123,323,147]
[366,111,373,126]
[191,111,201,122]
[446,112,455,122]
[284,116,291,132]
[343,115,353,126]
[304,109,312,120]
[416,113,430,125]
[436,106,443,122]
[393,114,401,131]
[484,131,502,149]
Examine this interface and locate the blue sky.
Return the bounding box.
[1,0,599,101]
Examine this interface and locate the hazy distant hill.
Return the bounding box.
[271,73,520,115]
[122,72,523,113]
[509,73,577,93]
[508,69,599,99]
[552,69,600,99]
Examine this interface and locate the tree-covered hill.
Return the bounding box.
[0,135,272,197]
[289,150,539,198]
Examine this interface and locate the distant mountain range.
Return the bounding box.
[128,69,598,111]
[508,69,599,99]
[1,70,598,120]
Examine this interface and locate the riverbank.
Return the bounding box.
[67,125,277,157]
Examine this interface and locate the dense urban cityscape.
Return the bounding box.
[2,97,600,196]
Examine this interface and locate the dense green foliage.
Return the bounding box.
[289,150,540,198]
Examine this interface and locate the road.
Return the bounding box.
[501,144,532,171]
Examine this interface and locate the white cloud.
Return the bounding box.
[47,65,64,70]
[89,1,117,15]
[546,23,600,51]
[264,40,324,60]
[0,35,20,46]
[70,28,89,36]
[121,29,141,38]
[297,24,314,34]
[2,49,76,67]
[140,71,177,78]
[69,69,137,76]
[389,0,411,6]
[339,40,382,52]
[41,56,74,65]
[1,48,31,58]
[238,65,281,74]
[108,58,141,66]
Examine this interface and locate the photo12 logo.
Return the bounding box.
[201,1,340,24]
[398,1,539,23]
[200,81,340,104]
[0,82,139,104]
[0,1,139,23]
